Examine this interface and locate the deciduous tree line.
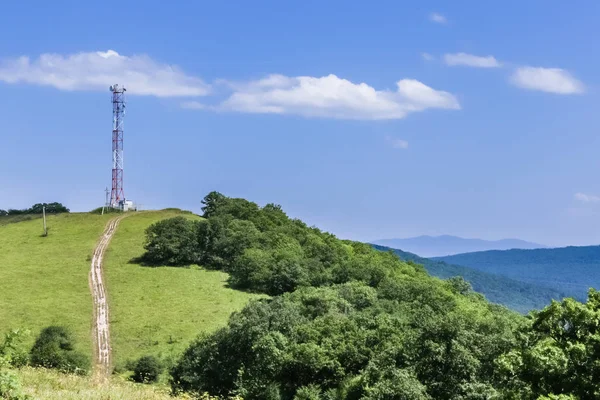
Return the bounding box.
[0,203,69,216]
[143,192,600,400]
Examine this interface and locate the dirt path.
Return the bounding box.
[90,216,124,380]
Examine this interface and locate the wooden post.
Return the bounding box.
[42,206,47,236]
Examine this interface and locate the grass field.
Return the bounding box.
[104,210,264,368]
[16,367,191,399]
[0,213,112,354]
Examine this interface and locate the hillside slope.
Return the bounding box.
[0,213,113,354]
[103,210,264,367]
[373,235,545,257]
[0,210,262,374]
[372,244,567,313]
[436,245,600,300]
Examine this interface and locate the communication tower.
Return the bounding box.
[109,84,126,207]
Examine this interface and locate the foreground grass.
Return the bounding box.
[0,213,112,354]
[17,367,191,399]
[104,210,264,367]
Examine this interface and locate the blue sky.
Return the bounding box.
[1,1,599,247]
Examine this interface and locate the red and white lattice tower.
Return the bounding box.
[109,84,126,207]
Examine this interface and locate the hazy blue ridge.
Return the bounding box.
[371,244,567,313]
[434,246,600,301]
[373,235,546,258]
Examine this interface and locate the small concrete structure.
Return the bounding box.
[118,199,137,212]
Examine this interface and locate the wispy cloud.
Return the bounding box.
[429,13,447,24]
[575,192,600,203]
[0,50,210,97]
[386,137,409,149]
[421,53,435,61]
[218,74,460,120]
[444,53,501,68]
[510,67,584,94]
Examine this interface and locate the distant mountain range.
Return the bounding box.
[372,244,566,313]
[435,246,600,301]
[372,235,546,258]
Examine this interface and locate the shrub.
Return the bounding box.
[143,217,198,265]
[0,356,28,400]
[30,326,89,374]
[0,329,30,368]
[132,355,162,383]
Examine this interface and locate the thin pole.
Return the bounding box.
[102,187,109,215]
[42,206,47,236]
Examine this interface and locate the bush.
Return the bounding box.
[30,326,89,374]
[0,367,28,400]
[132,355,162,383]
[143,217,198,265]
[0,329,30,368]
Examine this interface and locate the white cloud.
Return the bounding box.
[0,50,210,97]
[510,67,584,94]
[387,137,409,149]
[218,74,460,120]
[575,192,600,203]
[430,13,447,24]
[422,53,435,61]
[444,53,501,68]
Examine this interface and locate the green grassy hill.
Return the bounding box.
[103,210,264,367]
[0,210,262,396]
[0,213,113,354]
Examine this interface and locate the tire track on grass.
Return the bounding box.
[90,215,125,379]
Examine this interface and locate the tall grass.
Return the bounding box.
[17,367,192,399]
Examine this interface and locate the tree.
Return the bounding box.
[158,192,526,399]
[28,203,69,214]
[1,202,69,215]
[201,191,227,218]
[360,366,430,400]
[143,217,198,265]
[171,283,518,400]
[447,276,473,296]
[496,290,600,399]
[132,355,162,383]
[30,326,89,374]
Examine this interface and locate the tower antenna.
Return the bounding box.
[109,84,126,207]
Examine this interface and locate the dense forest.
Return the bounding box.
[142,192,600,399]
[372,245,567,314]
[436,246,600,301]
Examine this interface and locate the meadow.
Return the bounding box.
[0,213,112,354]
